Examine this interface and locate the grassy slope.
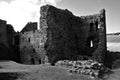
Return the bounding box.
[105,69,120,80]
[0,61,97,80]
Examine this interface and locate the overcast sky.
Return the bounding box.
[0,0,120,33]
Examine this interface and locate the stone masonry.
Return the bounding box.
[0,5,106,65]
[39,5,106,64]
[20,30,48,64]
[21,22,38,33]
[0,19,20,62]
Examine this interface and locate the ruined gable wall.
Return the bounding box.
[92,9,107,63]
[80,9,107,63]
[6,24,20,62]
[40,5,92,64]
[40,5,106,64]
[0,19,20,61]
[21,22,38,33]
[20,30,48,64]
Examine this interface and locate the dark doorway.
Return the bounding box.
[90,23,94,32]
[39,58,41,64]
[31,58,35,64]
[95,21,98,30]
[33,49,35,53]
[28,38,30,42]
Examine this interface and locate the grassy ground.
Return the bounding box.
[0,61,99,80]
[104,69,120,80]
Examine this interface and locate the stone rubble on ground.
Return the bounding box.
[55,60,110,78]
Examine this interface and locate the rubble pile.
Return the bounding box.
[55,60,110,78]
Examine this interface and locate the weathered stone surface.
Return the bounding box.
[0,5,107,65]
[0,19,8,47]
[20,30,48,64]
[55,60,110,78]
[21,22,37,33]
[39,5,106,64]
[0,19,20,62]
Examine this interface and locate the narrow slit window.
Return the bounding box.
[90,23,94,32]
[90,40,93,47]
[39,58,41,64]
[28,38,30,42]
[31,58,35,64]
[95,21,98,30]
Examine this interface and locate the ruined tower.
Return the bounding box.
[0,19,20,61]
[20,5,107,65]
[40,5,107,64]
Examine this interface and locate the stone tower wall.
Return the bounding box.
[19,5,106,65]
[40,5,106,64]
[0,19,20,61]
[21,22,37,33]
[20,30,48,64]
[0,19,8,46]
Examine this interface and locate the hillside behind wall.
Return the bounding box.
[40,5,106,64]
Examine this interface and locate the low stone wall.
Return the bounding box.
[55,60,110,78]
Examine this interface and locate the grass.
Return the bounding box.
[104,69,120,80]
[0,61,98,80]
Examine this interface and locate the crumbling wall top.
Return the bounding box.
[0,19,6,24]
[21,22,38,33]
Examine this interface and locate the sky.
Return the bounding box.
[0,0,120,33]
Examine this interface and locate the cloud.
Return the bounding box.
[0,0,15,3]
[96,0,102,3]
[0,0,62,31]
[41,0,56,6]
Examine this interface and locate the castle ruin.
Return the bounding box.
[0,19,20,62]
[0,5,107,65]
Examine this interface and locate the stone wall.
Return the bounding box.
[0,19,8,47]
[20,30,48,64]
[4,5,106,65]
[40,5,89,64]
[0,19,20,62]
[7,24,16,46]
[80,9,107,63]
[40,5,106,64]
[21,22,37,33]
